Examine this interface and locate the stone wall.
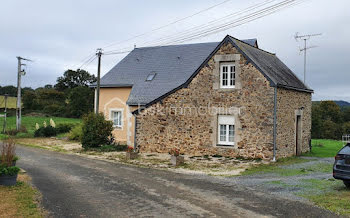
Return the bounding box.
[276,88,312,157]
[135,42,277,159]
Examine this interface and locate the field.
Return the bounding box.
[0,116,81,139]
[0,96,17,109]
[304,139,345,157]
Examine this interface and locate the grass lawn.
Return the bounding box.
[298,178,350,216]
[0,116,81,139]
[241,157,311,176]
[304,139,344,158]
[0,173,44,217]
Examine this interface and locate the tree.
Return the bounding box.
[0,85,17,96]
[311,104,322,139]
[67,86,94,118]
[321,119,339,140]
[343,107,350,123]
[343,122,350,135]
[35,89,67,116]
[319,101,342,123]
[55,69,96,92]
[44,84,53,89]
[23,90,37,110]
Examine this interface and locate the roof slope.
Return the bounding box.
[229,36,312,92]
[98,36,311,106]
[99,39,257,105]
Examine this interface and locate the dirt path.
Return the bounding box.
[16,145,338,218]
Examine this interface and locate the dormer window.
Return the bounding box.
[220,63,235,88]
[146,72,156,81]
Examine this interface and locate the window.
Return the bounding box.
[218,115,235,146]
[146,72,156,81]
[220,63,235,88]
[110,110,122,128]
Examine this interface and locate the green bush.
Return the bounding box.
[56,123,76,134]
[81,112,113,148]
[68,125,83,141]
[34,126,57,137]
[0,164,20,176]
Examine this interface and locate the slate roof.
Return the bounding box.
[96,36,311,106]
[229,36,312,92]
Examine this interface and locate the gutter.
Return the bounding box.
[272,87,277,162]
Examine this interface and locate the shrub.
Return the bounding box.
[81,112,113,148]
[68,124,83,141]
[34,126,57,137]
[6,129,18,136]
[56,123,76,134]
[1,139,16,167]
[0,165,20,176]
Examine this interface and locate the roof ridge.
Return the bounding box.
[135,41,220,50]
[228,35,275,56]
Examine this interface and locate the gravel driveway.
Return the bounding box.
[17,145,338,218]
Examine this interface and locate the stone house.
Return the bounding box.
[94,35,312,160]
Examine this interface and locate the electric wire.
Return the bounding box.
[142,0,302,47]
[78,55,97,70]
[103,0,233,49]
[73,0,306,70]
[99,0,279,53]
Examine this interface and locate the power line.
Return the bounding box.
[78,55,97,70]
[105,0,303,51]
[105,0,276,52]
[143,0,303,47]
[74,0,303,70]
[139,0,278,47]
[103,0,233,49]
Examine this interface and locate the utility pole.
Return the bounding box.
[16,56,32,130]
[2,94,8,133]
[95,48,103,114]
[294,33,321,84]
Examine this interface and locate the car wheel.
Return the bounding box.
[343,180,350,188]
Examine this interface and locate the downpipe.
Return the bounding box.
[272,87,277,162]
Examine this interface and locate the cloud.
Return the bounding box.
[0,0,349,102]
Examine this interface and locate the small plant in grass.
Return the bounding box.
[169,148,184,166]
[6,129,19,136]
[50,118,56,128]
[125,146,138,160]
[81,112,113,148]
[169,148,180,157]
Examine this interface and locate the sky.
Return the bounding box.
[0,0,349,101]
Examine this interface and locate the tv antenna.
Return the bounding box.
[294,32,322,84]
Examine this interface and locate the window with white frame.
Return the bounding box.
[220,63,235,88]
[218,115,235,146]
[110,110,122,128]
